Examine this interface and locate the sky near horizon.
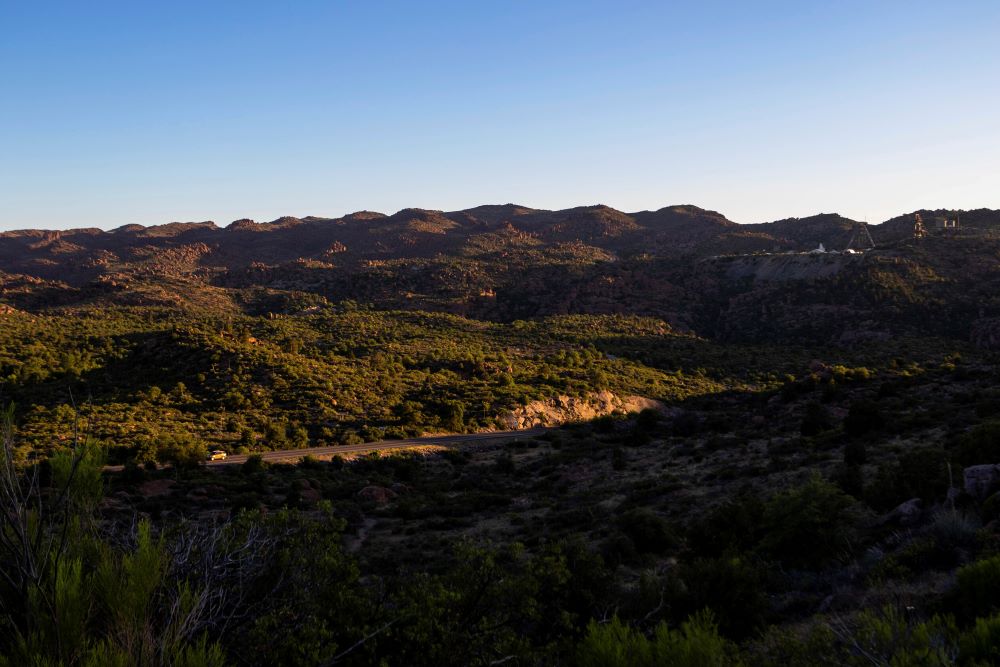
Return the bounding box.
[1,1,999,231]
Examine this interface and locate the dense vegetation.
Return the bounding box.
[0,307,752,464]
[4,322,1000,664]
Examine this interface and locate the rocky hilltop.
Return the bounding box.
[2,204,1000,346]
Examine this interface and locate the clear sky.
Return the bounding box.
[2,1,999,230]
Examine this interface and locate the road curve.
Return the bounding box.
[204,427,548,467]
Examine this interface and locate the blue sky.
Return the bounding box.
[1,1,998,230]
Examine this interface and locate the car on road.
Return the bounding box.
[207,450,228,461]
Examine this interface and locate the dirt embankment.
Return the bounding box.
[499,390,666,429]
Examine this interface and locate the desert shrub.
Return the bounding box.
[975,398,1000,419]
[636,408,661,432]
[593,415,617,433]
[494,454,516,474]
[800,402,832,437]
[599,533,638,568]
[954,555,1000,620]
[624,427,652,447]
[617,509,678,555]
[120,460,147,485]
[298,455,323,469]
[687,493,765,558]
[844,401,884,437]
[612,447,626,470]
[844,440,867,466]
[746,624,837,667]
[871,536,939,581]
[959,614,1000,665]
[242,453,266,474]
[840,606,958,666]
[575,611,741,667]
[865,447,951,511]
[440,449,470,466]
[833,463,865,499]
[672,411,701,437]
[675,557,768,640]
[982,492,1000,523]
[157,433,208,471]
[929,509,980,552]
[758,475,856,569]
[230,492,262,514]
[956,421,1000,465]
[437,399,466,432]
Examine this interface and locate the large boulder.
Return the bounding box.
[357,485,397,506]
[881,498,923,526]
[964,464,1000,501]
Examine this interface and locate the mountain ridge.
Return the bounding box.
[3,203,1000,348]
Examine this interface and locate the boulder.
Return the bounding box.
[357,485,397,506]
[882,498,923,526]
[299,487,322,505]
[964,464,1000,501]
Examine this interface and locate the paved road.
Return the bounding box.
[201,427,548,467]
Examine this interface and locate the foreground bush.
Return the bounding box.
[576,611,742,667]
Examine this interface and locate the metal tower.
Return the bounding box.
[845,221,876,252]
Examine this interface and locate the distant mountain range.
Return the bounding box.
[3,204,997,281]
[3,204,1000,346]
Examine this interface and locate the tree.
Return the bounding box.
[160,433,209,471]
[439,400,465,432]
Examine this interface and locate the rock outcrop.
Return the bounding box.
[880,498,924,526]
[357,485,397,506]
[498,391,667,430]
[964,464,1000,501]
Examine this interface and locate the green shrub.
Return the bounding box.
[800,402,832,437]
[865,447,951,511]
[957,421,1000,465]
[844,606,958,666]
[676,557,768,640]
[636,408,661,432]
[687,493,764,558]
[759,475,856,569]
[982,492,1000,523]
[844,401,884,437]
[833,463,865,499]
[612,447,626,470]
[575,611,741,667]
[593,415,617,433]
[617,509,678,555]
[242,453,267,474]
[844,440,867,466]
[955,555,1000,620]
[959,614,1000,665]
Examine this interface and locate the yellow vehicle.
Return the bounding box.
[207,450,228,461]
